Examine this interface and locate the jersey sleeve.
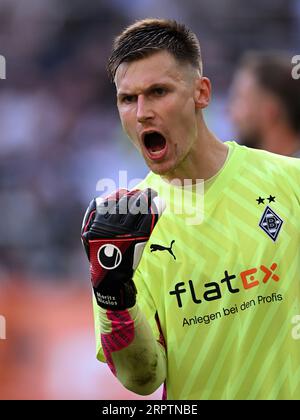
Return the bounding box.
[133,264,165,346]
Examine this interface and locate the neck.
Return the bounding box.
[162,122,228,184]
[262,124,300,156]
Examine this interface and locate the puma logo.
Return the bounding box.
[150,240,176,260]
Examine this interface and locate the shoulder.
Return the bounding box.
[232,142,300,170]
[227,142,300,203]
[228,141,300,176]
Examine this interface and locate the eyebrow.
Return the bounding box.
[117,82,172,99]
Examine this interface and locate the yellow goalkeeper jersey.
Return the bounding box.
[95,141,300,399]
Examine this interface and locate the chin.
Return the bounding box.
[146,160,177,178]
[147,163,168,175]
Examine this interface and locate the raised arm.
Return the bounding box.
[97,302,166,395]
[81,189,166,395]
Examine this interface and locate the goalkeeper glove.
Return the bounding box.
[81,188,164,310]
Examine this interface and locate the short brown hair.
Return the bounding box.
[239,51,300,132]
[107,18,202,82]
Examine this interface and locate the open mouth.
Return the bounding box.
[143,131,167,160]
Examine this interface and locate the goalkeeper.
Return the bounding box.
[82,19,300,399]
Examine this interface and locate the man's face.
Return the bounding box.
[228,69,265,148]
[115,51,203,176]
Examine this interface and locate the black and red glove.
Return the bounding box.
[81,188,165,310]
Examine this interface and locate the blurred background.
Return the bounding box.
[0,0,299,399]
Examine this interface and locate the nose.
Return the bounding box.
[136,95,154,123]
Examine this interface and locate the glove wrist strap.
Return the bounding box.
[93,278,137,310]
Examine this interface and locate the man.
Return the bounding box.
[229,52,300,157]
[81,19,300,399]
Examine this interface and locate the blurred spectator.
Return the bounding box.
[228,51,300,156]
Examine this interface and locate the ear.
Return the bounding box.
[194,77,211,109]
